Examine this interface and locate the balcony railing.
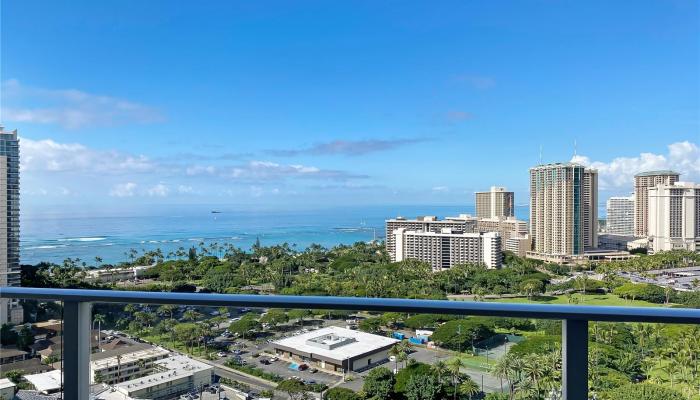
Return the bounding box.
[3,286,700,400]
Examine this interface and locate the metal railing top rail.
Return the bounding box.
[3,286,700,324]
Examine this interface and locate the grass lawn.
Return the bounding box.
[448,354,495,372]
[485,293,668,308]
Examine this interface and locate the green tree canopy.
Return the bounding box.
[604,383,684,400]
[362,367,395,400]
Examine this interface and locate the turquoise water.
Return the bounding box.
[21,205,530,265]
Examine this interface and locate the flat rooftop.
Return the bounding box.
[91,347,170,370]
[273,326,398,360]
[0,378,15,390]
[24,370,62,394]
[114,355,212,393]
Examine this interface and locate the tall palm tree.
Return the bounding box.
[446,358,465,400]
[93,314,106,352]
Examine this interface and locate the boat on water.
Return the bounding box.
[211,210,222,214]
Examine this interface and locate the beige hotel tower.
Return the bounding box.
[634,170,680,237]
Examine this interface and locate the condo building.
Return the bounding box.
[0,126,21,325]
[385,215,477,261]
[505,234,532,258]
[634,170,680,237]
[392,228,502,270]
[477,216,528,249]
[475,186,515,219]
[606,196,634,236]
[648,181,700,254]
[529,163,598,259]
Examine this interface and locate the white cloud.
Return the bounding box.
[109,182,137,197]
[432,186,449,193]
[190,160,365,181]
[147,183,170,197]
[177,185,194,194]
[572,141,700,189]
[2,79,164,129]
[21,137,154,174]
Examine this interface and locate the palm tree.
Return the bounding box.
[388,344,402,372]
[116,354,123,383]
[493,353,522,400]
[446,358,465,400]
[459,378,480,400]
[183,309,200,322]
[432,360,448,384]
[93,314,106,352]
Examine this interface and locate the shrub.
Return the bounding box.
[604,383,684,400]
[324,387,358,400]
[509,335,560,356]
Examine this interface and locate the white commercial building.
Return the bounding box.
[475,186,515,219]
[85,264,154,284]
[648,182,700,253]
[385,215,477,261]
[606,196,634,236]
[272,326,399,373]
[393,228,502,270]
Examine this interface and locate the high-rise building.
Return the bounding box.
[529,163,598,258]
[385,215,477,262]
[393,228,502,270]
[582,169,599,248]
[475,187,515,219]
[606,196,634,236]
[634,171,680,237]
[648,181,700,253]
[0,126,21,325]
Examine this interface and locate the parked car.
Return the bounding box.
[217,351,227,357]
[298,363,309,371]
[309,368,318,373]
[259,359,270,365]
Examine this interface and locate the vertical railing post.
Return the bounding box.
[63,301,92,400]
[562,319,588,400]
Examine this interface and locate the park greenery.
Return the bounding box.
[11,241,700,399]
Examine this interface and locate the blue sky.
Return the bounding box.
[1,0,698,214]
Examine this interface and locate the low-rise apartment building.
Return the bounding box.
[99,355,212,400]
[90,347,170,385]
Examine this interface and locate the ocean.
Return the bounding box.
[20,205,530,265]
